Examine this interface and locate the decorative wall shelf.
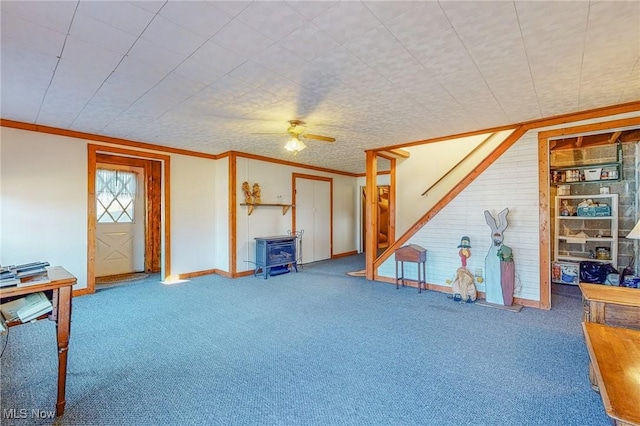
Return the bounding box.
[240,203,293,216]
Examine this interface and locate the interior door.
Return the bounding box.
[95,165,145,277]
[295,176,331,264]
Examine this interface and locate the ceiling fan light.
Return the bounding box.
[285,136,307,155]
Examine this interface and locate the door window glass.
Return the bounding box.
[96,169,138,223]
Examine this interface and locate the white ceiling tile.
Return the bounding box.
[61,35,124,76]
[1,12,67,56]
[311,1,382,45]
[190,40,248,74]
[237,1,307,41]
[173,58,226,86]
[116,56,169,86]
[96,72,156,105]
[258,75,303,101]
[228,61,281,89]
[159,2,233,39]
[278,23,340,61]
[127,37,187,72]
[142,15,207,56]
[285,1,338,20]
[253,44,308,76]
[50,59,105,95]
[363,1,422,24]
[189,75,253,109]
[0,0,76,34]
[0,88,44,123]
[129,1,166,14]
[76,1,155,36]
[70,12,137,55]
[209,1,253,17]
[211,19,275,58]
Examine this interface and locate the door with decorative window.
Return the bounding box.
[95,165,146,277]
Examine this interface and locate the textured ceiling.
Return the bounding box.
[1,1,639,174]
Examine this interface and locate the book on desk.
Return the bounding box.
[0,291,53,323]
[0,261,51,288]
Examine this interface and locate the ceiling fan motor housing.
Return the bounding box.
[288,120,305,135]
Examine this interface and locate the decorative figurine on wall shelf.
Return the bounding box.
[242,181,253,204]
[252,183,262,204]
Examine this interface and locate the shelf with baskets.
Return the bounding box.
[552,193,618,285]
[550,161,621,185]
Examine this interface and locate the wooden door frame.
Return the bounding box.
[291,173,334,260]
[361,184,391,251]
[88,144,171,293]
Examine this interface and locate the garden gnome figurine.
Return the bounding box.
[458,236,471,268]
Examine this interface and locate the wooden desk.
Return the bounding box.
[579,283,640,330]
[582,322,640,426]
[395,244,427,293]
[0,266,75,417]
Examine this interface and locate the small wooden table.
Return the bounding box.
[395,244,427,293]
[582,322,640,426]
[579,283,640,330]
[0,266,76,417]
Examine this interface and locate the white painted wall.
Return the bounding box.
[170,155,217,276]
[395,130,513,234]
[235,157,358,272]
[1,128,89,287]
[0,127,221,290]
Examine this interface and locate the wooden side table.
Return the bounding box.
[582,322,640,426]
[579,283,640,393]
[579,283,640,330]
[395,244,427,293]
[0,266,76,417]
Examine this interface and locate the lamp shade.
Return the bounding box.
[627,218,640,239]
[284,136,306,155]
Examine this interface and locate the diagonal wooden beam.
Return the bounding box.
[576,136,583,147]
[378,148,410,159]
[608,131,621,144]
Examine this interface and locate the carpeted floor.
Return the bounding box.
[0,255,610,425]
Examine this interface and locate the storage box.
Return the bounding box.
[552,261,579,285]
[584,168,602,181]
[577,205,611,217]
[558,185,570,196]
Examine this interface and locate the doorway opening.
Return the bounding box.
[87,145,170,293]
[361,185,390,257]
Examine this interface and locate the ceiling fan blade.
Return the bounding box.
[302,133,335,142]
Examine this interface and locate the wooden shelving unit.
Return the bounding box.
[240,203,293,216]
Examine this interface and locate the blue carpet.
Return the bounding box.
[0,255,609,425]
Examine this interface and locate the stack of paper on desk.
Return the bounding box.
[0,292,53,322]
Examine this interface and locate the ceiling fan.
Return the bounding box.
[254,120,336,155]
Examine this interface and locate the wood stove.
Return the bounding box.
[254,235,298,279]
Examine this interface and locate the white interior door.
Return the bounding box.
[95,165,145,277]
[295,177,331,264]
